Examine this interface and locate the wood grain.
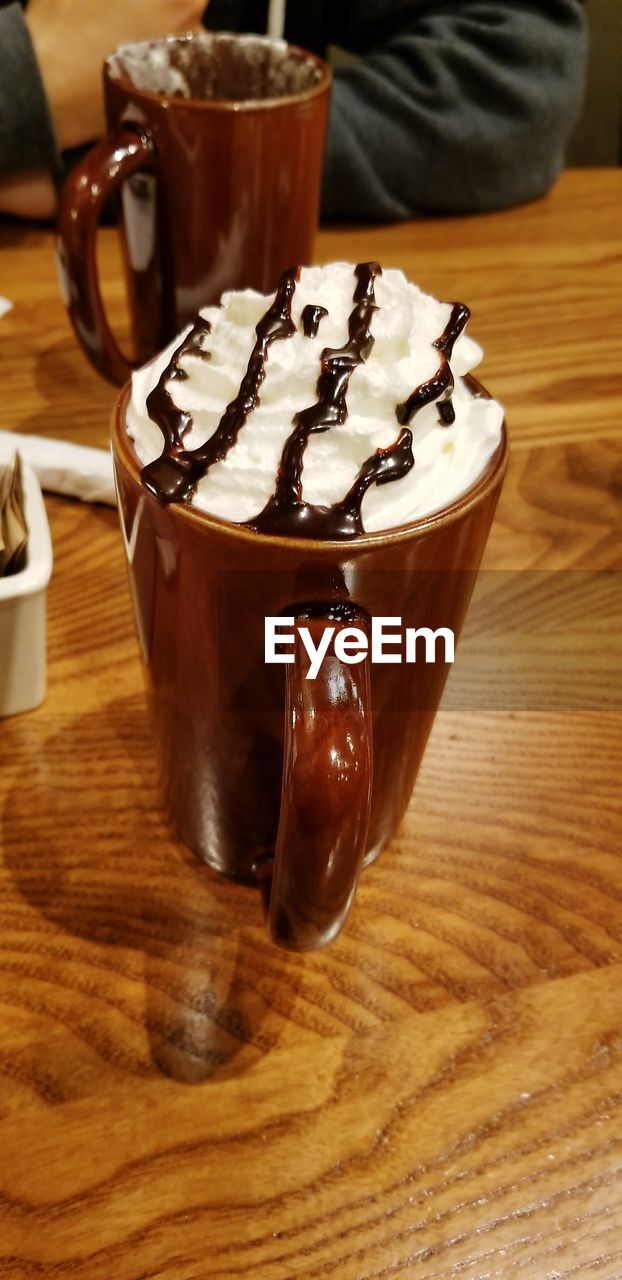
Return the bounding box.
[0,170,621,1278]
[1,969,622,1277]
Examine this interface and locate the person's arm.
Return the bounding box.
[0,4,59,218]
[0,0,207,219]
[323,0,588,221]
[24,0,204,156]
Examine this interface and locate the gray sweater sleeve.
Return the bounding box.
[0,3,59,174]
[323,0,587,220]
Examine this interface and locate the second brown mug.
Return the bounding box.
[56,32,331,384]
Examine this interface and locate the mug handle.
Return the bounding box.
[56,128,155,385]
[256,604,373,951]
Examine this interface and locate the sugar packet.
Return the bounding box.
[0,453,28,576]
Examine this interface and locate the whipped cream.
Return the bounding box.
[126,263,503,534]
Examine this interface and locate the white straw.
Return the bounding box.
[266,0,286,40]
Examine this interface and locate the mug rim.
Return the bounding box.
[104,31,332,114]
[111,380,509,554]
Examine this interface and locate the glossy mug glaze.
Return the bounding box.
[112,384,507,950]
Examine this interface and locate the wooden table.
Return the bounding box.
[0,169,621,1279]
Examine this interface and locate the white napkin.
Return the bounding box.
[0,297,13,319]
[0,432,117,506]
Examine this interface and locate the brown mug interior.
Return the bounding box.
[106,32,329,105]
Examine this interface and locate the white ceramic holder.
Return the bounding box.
[0,461,53,717]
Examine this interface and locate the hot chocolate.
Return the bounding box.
[113,261,507,948]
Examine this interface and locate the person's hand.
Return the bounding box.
[26,0,207,151]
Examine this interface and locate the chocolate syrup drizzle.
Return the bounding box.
[250,262,388,538]
[140,264,471,539]
[397,302,470,430]
[141,267,299,504]
[143,316,212,468]
[301,304,328,338]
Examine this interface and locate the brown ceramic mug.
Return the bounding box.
[56,33,331,384]
[112,384,508,951]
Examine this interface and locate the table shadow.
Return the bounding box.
[14,337,117,440]
[2,693,287,1085]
